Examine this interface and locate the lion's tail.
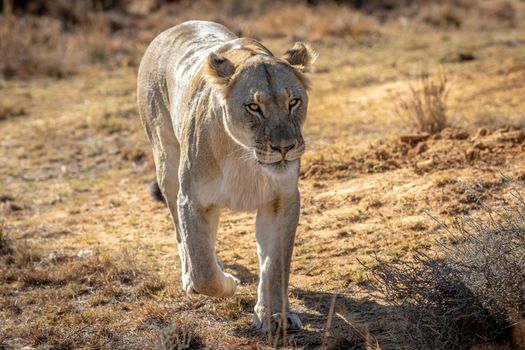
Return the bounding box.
[149,179,166,205]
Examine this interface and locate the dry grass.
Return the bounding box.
[366,189,525,349]
[0,233,203,348]
[0,14,138,79]
[396,70,449,134]
[156,324,207,350]
[1,0,525,348]
[0,16,69,79]
[246,3,381,41]
[1,0,520,79]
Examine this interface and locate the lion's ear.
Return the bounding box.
[205,52,236,86]
[281,42,317,72]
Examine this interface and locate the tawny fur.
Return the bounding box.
[137,20,315,332]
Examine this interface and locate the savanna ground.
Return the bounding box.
[1,1,525,349]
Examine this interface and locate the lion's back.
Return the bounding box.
[137,21,236,140]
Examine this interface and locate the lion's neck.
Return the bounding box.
[191,93,298,212]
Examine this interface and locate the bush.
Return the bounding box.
[248,3,380,41]
[366,189,525,349]
[0,16,70,79]
[0,14,139,79]
[397,70,448,134]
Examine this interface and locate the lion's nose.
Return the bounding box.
[270,143,295,157]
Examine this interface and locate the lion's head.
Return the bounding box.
[204,39,316,175]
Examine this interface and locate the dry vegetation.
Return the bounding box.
[1,0,525,349]
[396,70,448,134]
[367,191,525,349]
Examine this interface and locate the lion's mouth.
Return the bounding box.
[257,159,288,166]
[253,147,302,172]
[253,143,305,166]
[257,159,298,174]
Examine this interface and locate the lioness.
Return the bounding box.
[137,20,315,332]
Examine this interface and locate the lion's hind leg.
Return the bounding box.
[137,85,188,283]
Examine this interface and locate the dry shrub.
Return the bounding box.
[413,0,519,30]
[481,1,516,25]
[7,0,517,80]
[418,2,463,29]
[367,189,525,349]
[0,230,43,269]
[247,3,380,40]
[3,0,132,26]
[463,0,517,29]
[0,16,71,79]
[369,254,511,349]
[397,70,448,134]
[156,321,209,350]
[0,12,139,79]
[0,221,8,253]
[0,100,26,121]
[76,18,141,67]
[136,1,242,41]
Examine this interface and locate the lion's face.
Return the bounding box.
[205,41,316,175]
[224,61,308,173]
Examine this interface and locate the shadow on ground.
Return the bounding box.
[224,263,258,284]
[232,288,403,349]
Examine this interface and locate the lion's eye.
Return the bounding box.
[246,103,261,112]
[289,98,300,108]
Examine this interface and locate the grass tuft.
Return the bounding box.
[156,321,208,350]
[397,70,449,134]
[366,189,525,349]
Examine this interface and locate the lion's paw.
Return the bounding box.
[222,272,240,296]
[251,312,302,333]
[181,272,239,297]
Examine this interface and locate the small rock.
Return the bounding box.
[466,148,478,160]
[451,129,470,140]
[416,159,435,171]
[77,249,94,258]
[9,203,23,211]
[337,230,352,237]
[458,52,476,62]
[415,142,428,155]
[473,141,489,150]
[441,128,469,140]
[387,159,399,168]
[375,148,389,160]
[48,251,59,262]
[0,194,14,202]
[475,128,488,138]
[496,130,525,143]
[441,51,476,63]
[400,133,430,144]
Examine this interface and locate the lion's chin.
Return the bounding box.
[257,159,299,177]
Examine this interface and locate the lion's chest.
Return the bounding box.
[196,158,298,212]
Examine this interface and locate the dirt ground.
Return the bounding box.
[1,1,525,349]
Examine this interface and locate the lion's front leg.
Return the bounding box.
[252,191,302,333]
[176,193,239,297]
